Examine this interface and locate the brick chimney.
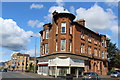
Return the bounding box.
[76,19,85,26]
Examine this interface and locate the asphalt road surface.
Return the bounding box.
[0,72,64,80]
[1,72,120,80]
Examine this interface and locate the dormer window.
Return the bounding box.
[61,22,66,34]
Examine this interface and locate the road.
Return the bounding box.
[0,72,120,80]
[0,71,64,80]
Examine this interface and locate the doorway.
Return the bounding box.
[71,67,84,77]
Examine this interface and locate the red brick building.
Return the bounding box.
[37,11,108,77]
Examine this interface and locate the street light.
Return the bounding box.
[30,36,37,73]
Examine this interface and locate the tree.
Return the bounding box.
[29,63,34,72]
[107,39,118,58]
[110,54,120,68]
[107,39,120,70]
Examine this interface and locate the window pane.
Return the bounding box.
[102,51,104,58]
[45,44,48,53]
[61,39,66,51]
[61,23,66,33]
[56,41,58,51]
[46,29,49,39]
[62,27,65,33]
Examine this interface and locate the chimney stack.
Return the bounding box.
[76,19,85,26]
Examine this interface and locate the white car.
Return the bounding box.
[111,71,120,78]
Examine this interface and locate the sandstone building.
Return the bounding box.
[7,52,34,71]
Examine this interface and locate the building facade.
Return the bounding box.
[7,52,35,71]
[37,11,108,77]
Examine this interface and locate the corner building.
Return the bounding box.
[37,11,108,77]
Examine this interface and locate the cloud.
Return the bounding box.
[0,52,7,55]
[111,26,119,34]
[76,4,117,32]
[110,26,119,43]
[25,49,39,57]
[44,6,69,22]
[0,17,33,51]
[0,60,9,62]
[104,0,120,2]
[56,0,64,7]
[32,33,40,37]
[27,20,44,28]
[106,34,111,39]
[28,20,39,27]
[30,3,44,9]
[69,6,75,14]
[104,0,119,7]
[37,22,44,28]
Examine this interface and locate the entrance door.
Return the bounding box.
[71,67,84,77]
[71,67,77,77]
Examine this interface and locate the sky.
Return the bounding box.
[0,0,120,62]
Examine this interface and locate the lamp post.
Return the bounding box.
[31,36,37,73]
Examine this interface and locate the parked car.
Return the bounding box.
[82,72,100,80]
[0,69,7,72]
[111,71,120,78]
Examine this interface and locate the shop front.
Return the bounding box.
[37,53,88,78]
